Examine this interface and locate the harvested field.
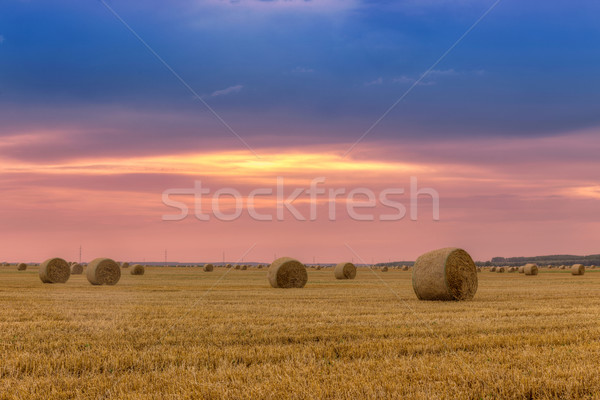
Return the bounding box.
[1,265,600,399]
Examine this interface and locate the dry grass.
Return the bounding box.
[1,266,600,399]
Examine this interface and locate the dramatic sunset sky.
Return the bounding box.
[1,0,599,264]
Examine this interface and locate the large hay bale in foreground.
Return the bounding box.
[524,264,538,276]
[87,258,121,285]
[17,263,27,271]
[131,264,145,275]
[71,263,84,275]
[571,264,585,276]
[39,258,70,284]
[334,262,356,280]
[268,257,308,288]
[412,248,478,301]
[203,264,214,272]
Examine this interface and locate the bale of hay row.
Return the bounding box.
[524,264,538,276]
[71,263,84,275]
[268,257,308,288]
[17,263,27,271]
[87,258,121,285]
[334,262,356,280]
[39,258,71,284]
[571,264,585,276]
[203,264,214,272]
[130,264,145,275]
[412,247,478,301]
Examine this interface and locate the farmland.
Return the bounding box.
[1,266,600,399]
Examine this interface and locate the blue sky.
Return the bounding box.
[1,0,600,144]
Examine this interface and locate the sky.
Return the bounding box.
[1,0,599,264]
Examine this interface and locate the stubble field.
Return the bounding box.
[1,266,599,399]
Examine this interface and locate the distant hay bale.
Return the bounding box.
[591,265,596,269]
[226,264,232,269]
[507,267,515,273]
[241,265,247,270]
[490,266,497,272]
[560,265,566,270]
[518,266,525,273]
[268,257,308,288]
[571,264,585,276]
[203,264,214,272]
[121,262,130,269]
[87,258,121,285]
[71,263,84,275]
[402,265,409,271]
[17,263,27,271]
[315,265,321,270]
[234,265,241,270]
[257,265,263,269]
[39,258,71,284]
[412,247,478,301]
[131,264,145,275]
[334,262,356,280]
[524,264,538,276]
[381,266,388,272]
[496,267,505,273]
[477,267,482,273]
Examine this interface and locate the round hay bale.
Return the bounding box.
[477,267,482,273]
[402,265,409,271]
[490,266,497,272]
[226,264,232,269]
[381,266,388,272]
[412,247,478,301]
[524,264,538,276]
[560,265,566,270]
[234,265,241,270]
[518,266,524,273]
[71,263,84,275]
[496,267,505,273]
[203,264,214,272]
[571,264,585,276]
[334,262,356,280]
[121,262,130,269]
[130,264,145,275]
[315,265,321,270]
[17,263,27,271]
[268,257,308,288]
[87,258,121,285]
[257,265,263,269]
[39,258,70,284]
[241,265,247,270]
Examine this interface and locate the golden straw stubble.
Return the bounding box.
[39,258,71,284]
[87,258,121,286]
[334,262,357,280]
[412,247,478,301]
[268,257,308,288]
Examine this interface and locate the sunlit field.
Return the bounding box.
[1,266,599,399]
